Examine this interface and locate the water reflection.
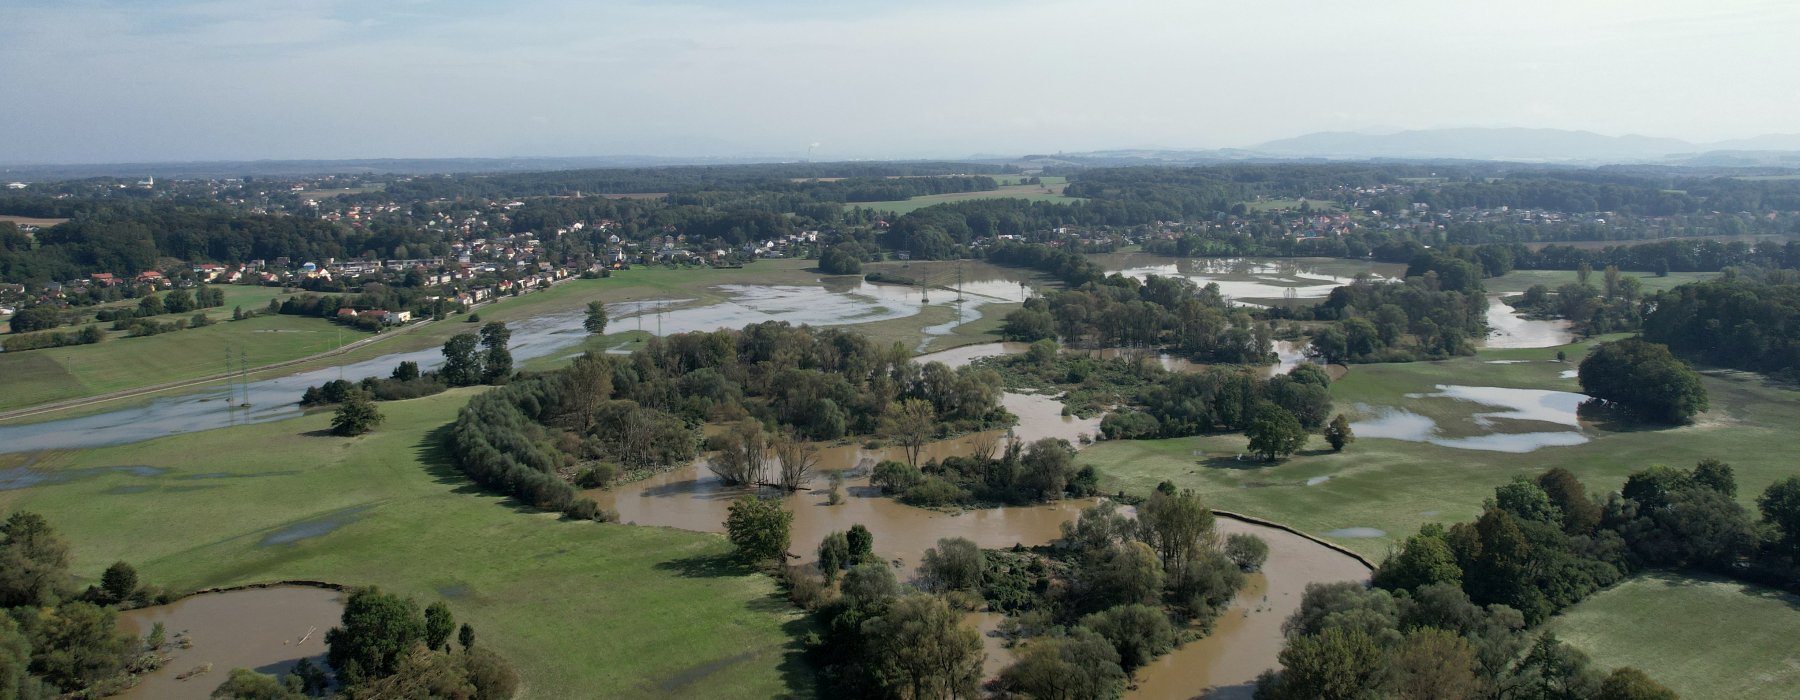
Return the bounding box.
[1093,255,1401,306]
[1482,295,1573,349]
[1349,384,1592,453]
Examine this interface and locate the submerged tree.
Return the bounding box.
[771,430,820,491]
[583,300,609,335]
[709,421,768,486]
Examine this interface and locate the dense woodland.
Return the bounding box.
[448,321,1011,518]
[1257,460,1800,699]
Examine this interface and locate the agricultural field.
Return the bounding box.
[0,214,69,228]
[850,182,1082,214]
[1237,197,1342,212]
[1545,573,1800,700]
[0,390,807,699]
[0,312,374,414]
[1484,269,1716,295]
[1081,337,1800,560]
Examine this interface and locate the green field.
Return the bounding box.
[1081,337,1800,560]
[851,184,1083,214]
[0,390,806,699]
[1238,198,1341,212]
[0,313,374,413]
[1484,269,1716,295]
[1545,573,1800,700]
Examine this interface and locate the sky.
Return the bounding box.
[2,0,1797,163]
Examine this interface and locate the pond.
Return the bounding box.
[115,586,344,700]
[1349,384,1591,453]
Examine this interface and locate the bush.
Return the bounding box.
[900,476,969,507]
[870,460,924,493]
[1225,533,1270,572]
[564,498,613,522]
[574,464,617,489]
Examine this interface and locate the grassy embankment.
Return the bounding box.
[1545,573,1800,700]
[0,390,808,699]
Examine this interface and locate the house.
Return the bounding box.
[336,308,359,319]
[136,271,166,286]
[90,273,121,287]
[381,311,412,325]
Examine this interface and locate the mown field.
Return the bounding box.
[0,390,807,699]
[1484,269,1716,294]
[850,183,1082,214]
[1545,573,1800,700]
[1081,337,1800,561]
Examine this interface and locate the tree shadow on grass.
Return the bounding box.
[412,422,543,516]
[653,551,757,579]
[1200,455,1274,471]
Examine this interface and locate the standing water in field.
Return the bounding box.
[1482,295,1573,349]
[1349,384,1592,453]
[116,586,344,700]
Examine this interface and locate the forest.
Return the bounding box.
[447,321,1011,517]
[1255,460,1800,699]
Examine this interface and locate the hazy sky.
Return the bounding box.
[3,0,1797,163]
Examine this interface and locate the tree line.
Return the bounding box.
[1258,458,1800,699]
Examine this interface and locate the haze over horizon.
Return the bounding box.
[3,0,1797,164]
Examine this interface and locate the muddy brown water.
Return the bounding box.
[593,342,1369,697]
[115,586,344,700]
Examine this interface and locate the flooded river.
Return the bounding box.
[116,586,344,700]
[1483,295,1573,348]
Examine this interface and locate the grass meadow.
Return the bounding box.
[0,390,808,699]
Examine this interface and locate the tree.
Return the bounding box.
[391,360,421,381]
[708,421,768,486]
[1387,628,1480,700]
[1758,476,1800,551]
[771,430,820,491]
[325,586,426,686]
[479,321,513,384]
[1578,338,1708,424]
[1080,604,1174,672]
[137,294,164,317]
[818,532,851,583]
[1373,527,1462,593]
[1491,476,1561,524]
[861,595,983,700]
[1224,533,1270,572]
[0,511,71,608]
[1692,457,1736,498]
[847,524,875,563]
[1085,541,1165,609]
[1597,667,1678,700]
[888,399,936,469]
[1324,414,1355,452]
[1137,488,1214,570]
[819,245,863,275]
[424,601,455,651]
[440,333,484,387]
[583,301,609,335]
[1502,634,1603,700]
[331,391,385,437]
[100,561,138,603]
[0,617,31,700]
[998,627,1125,700]
[1536,468,1602,535]
[1245,405,1308,460]
[31,601,135,691]
[724,496,791,563]
[458,623,476,651]
[840,563,901,610]
[8,304,61,333]
[1269,627,1385,700]
[1018,438,1076,502]
[918,538,983,592]
[210,668,307,699]
[165,288,194,313]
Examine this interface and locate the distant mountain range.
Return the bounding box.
[5,128,1799,180]
[1247,127,1800,163]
